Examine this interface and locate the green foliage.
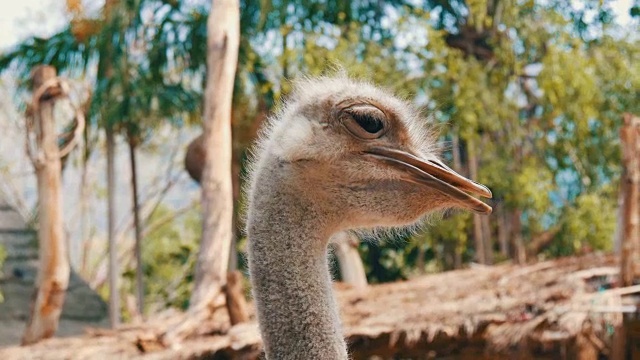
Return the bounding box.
[358,212,473,283]
[122,204,201,312]
[233,0,638,277]
[0,0,202,146]
[547,187,617,257]
[1,0,638,288]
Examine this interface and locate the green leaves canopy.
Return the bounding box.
[1,0,638,281]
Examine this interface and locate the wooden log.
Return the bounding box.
[22,65,71,345]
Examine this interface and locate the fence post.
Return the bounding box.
[613,113,640,360]
[620,113,640,287]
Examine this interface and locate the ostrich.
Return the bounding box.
[245,76,492,359]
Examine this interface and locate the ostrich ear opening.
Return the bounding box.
[364,147,493,215]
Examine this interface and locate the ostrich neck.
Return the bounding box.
[247,174,347,359]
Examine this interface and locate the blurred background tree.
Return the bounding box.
[0,0,638,318]
[0,245,5,302]
[0,0,202,323]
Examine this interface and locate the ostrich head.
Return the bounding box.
[246,75,493,359]
[247,76,492,236]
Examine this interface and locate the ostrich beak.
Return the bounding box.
[364,147,493,214]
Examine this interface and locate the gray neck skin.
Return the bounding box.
[247,164,348,360]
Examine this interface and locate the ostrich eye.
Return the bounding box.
[352,112,384,134]
[342,104,387,139]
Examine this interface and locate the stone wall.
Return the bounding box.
[0,200,108,346]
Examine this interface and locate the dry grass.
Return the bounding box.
[0,253,627,359]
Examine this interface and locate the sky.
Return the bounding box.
[0,0,635,52]
[0,0,66,51]
[0,0,103,51]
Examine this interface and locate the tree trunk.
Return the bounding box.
[467,138,486,264]
[184,137,242,270]
[620,113,640,287]
[106,126,120,327]
[511,209,526,264]
[224,271,249,325]
[166,3,241,341]
[416,244,426,273]
[527,226,561,257]
[79,131,91,277]
[22,66,71,345]
[481,215,493,264]
[451,133,462,173]
[97,0,120,328]
[451,133,464,269]
[442,239,457,270]
[479,134,493,264]
[497,204,509,258]
[128,139,144,317]
[332,232,368,291]
[613,187,624,254]
[189,0,239,309]
[228,138,243,273]
[454,247,462,269]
